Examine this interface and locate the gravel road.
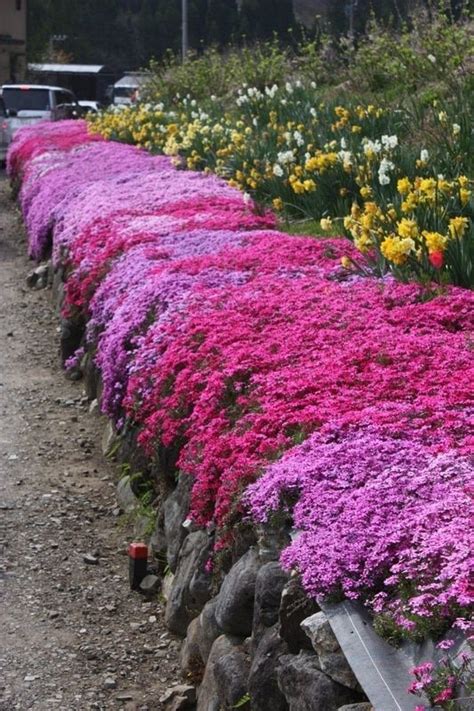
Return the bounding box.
[0,173,179,710]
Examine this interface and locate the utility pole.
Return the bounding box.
[182,0,189,63]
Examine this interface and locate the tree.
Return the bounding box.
[239,0,295,40]
[205,0,239,46]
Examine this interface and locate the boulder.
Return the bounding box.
[160,684,196,710]
[198,598,224,663]
[248,625,289,711]
[83,351,99,400]
[277,652,358,710]
[149,505,168,563]
[252,561,289,649]
[180,616,205,683]
[279,577,319,653]
[317,649,361,691]
[215,548,262,637]
[101,420,118,458]
[256,522,291,562]
[301,611,340,653]
[117,427,151,477]
[60,316,84,365]
[162,571,175,602]
[197,635,242,711]
[301,612,360,690]
[214,649,250,709]
[116,475,138,513]
[163,472,194,572]
[165,531,213,635]
[52,265,65,313]
[26,262,50,289]
[139,574,160,596]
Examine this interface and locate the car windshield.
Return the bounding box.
[3,88,50,111]
[114,87,135,98]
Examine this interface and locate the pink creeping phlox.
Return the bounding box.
[8,121,474,639]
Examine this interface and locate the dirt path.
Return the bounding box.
[0,174,179,711]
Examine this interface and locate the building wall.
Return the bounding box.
[0,0,27,84]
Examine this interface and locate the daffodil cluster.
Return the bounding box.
[343,176,473,287]
[89,80,473,288]
[88,83,397,221]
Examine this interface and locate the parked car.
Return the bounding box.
[1,84,82,137]
[0,96,12,163]
[78,100,102,114]
[112,72,150,106]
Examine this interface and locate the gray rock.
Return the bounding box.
[139,575,160,595]
[188,537,213,608]
[277,652,358,711]
[252,561,289,649]
[301,612,340,653]
[317,649,361,691]
[163,472,194,572]
[198,598,224,663]
[116,475,138,513]
[165,531,212,635]
[83,352,100,401]
[215,549,262,637]
[52,266,65,312]
[149,506,168,561]
[160,684,196,704]
[59,316,84,365]
[165,698,190,711]
[256,522,291,562]
[248,625,289,711]
[26,262,50,289]
[161,572,175,602]
[160,684,196,709]
[338,705,373,711]
[103,677,117,689]
[180,616,205,683]
[214,649,250,709]
[301,612,364,691]
[83,553,99,565]
[101,420,118,458]
[279,577,319,653]
[197,635,242,711]
[134,513,153,539]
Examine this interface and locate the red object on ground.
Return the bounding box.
[128,543,148,590]
[128,542,148,559]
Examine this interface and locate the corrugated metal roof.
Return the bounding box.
[28,63,105,74]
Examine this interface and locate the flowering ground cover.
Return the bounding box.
[8,121,474,646]
[89,81,474,288]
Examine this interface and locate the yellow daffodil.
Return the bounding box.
[422,231,447,254]
[449,216,469,238]
[381,235,415,265]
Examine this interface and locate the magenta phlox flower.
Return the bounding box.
[11,121,474,637]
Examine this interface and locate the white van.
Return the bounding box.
[112,73,150,107]
[1,84,81,136]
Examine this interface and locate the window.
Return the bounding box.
[55,90,76,107]
[2,88,50,112]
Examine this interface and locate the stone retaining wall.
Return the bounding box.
[51,273,372,711]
